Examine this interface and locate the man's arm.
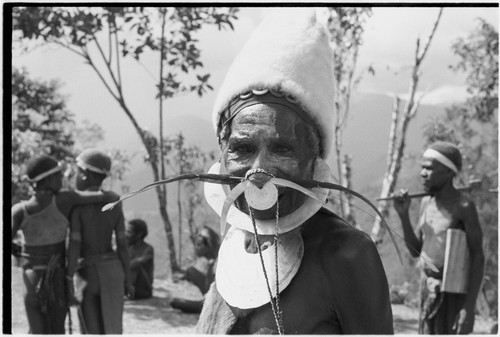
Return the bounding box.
[66,207,83,305]
[114,206,134,298]
[67,207,82,278]
[56,190,119,219]
[455,200,485,334]
[11,204,24,256]
[129,245,154,270]
[329,234,394,334]
[393,191,424,257]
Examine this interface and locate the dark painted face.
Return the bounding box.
[420,157,454,193]
[220,104,318,219]
[126,224,141,245]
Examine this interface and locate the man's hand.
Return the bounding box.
[12,242,22,257]
[172,271,186,283]
[453,308,474,334]
[393,189,411,215]
[125,281,135,299]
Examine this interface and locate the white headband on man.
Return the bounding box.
[26,163,64,182]
[423,148,459,174]
[76,157,109,175]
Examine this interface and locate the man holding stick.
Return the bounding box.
[393,141,484,334]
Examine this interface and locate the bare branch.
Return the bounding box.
[387,96,400,167]
[112,24,123,90]
[90,32,123,97]
[50,39,87,58]
[85,55,120,101]
[418,8,443,62]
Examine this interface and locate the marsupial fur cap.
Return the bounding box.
[212,8,336,159]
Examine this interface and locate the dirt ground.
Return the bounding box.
[10,266,497,334]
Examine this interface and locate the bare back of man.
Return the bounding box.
[69,202,130,334]
[76,203,122,257]
[226,210,393,334]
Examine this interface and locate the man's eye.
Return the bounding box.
[274,144,292,153]
[230,144,253,154]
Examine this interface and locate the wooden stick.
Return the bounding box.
[376,192,430,201]
[376,184,478,201]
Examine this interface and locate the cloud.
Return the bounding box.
[396,85,468,106]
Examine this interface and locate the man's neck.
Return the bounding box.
[433,182,459,203]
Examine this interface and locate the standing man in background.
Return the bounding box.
[393,141,484,334]
[66,149,134,334]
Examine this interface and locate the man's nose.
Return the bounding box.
[247,151,275,188]
[248,172,273,189]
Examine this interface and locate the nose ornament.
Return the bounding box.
[220,168,322,236]
[244,169,278,211]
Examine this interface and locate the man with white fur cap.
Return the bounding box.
[393,141,484,334]
[197,8,393,334]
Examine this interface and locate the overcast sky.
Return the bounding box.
[10,6,499,154]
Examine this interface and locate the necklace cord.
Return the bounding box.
[248,204,284,335]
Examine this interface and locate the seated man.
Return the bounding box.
[170,226,220,313]
[126,218,154,299]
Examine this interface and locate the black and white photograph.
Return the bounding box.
[5,3,499,334]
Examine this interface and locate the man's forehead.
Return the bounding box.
[232,103,302,127]
[422,156,446,169]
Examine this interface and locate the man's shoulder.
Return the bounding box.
[303,210,375,257]
[305,209,370,237]
[301,210,383,281]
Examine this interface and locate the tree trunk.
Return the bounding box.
[370,8,442,245]
[335,127,345,217]
[341,154,357,228]
[177,180,183,265]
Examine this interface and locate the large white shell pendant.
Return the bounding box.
[244,181,279,210]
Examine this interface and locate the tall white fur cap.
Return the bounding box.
[212,8,336,159]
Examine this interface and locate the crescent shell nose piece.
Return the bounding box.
[245,168,275,189]
[244,181,279,210]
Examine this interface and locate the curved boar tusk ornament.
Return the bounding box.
[220,181,248,236]
[101,162,405,266]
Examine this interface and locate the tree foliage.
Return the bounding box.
[449,18,498,123]
[12,67,131,203]
[12,67,75,203]
[12,6,238,273]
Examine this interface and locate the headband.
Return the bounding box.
[218,89,317,136]
[423,148,459,174]
[76,157,110,175]
[25,163,64,183]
